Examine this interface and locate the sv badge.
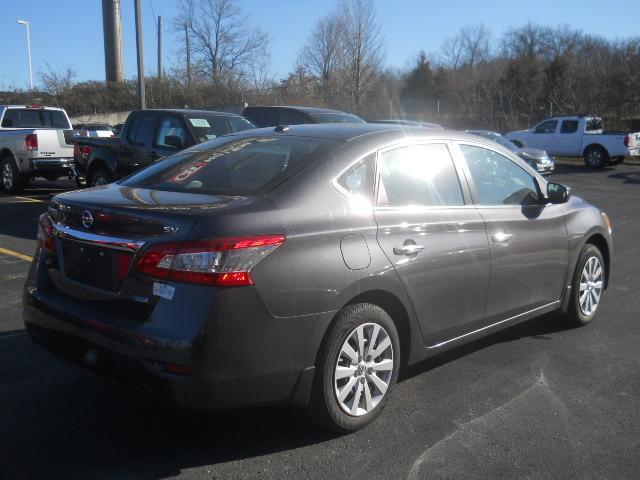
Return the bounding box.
[163,226,180,233]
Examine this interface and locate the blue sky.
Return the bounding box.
[1,0,639,89]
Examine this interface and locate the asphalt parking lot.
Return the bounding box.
[1,165,639,480]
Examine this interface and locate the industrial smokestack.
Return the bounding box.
[102,0,124,82]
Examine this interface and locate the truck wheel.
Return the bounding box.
[583,146,607,168]
[89,168,113,187]
[0,156,29,194]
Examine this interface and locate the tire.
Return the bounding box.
[88,167,113,187]
[583,146,608,169]
[309,303,400,433]
[0,156,29,194]
[563,244,605,327]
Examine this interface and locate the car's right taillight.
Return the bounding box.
[37,213,55,252]
[135,235,286,287]
[25,133,38,151]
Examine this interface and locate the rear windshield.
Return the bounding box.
[186,115,256,143]
[121,135,339,195]
[1,108,70,129]
[309,113,365,124]
[585,117,603,132]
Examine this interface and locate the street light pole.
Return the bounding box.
[134,0,146,109]
[16,20,33,90]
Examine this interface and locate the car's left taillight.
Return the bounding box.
[37,213,55,252]
[135,235,286,287]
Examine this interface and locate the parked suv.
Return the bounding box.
[25,124,612,432]
[0,105,75,193]
[73,109,256,187]
[242,106,365,127]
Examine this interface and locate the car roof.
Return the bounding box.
[2,105,65,111]
[466,129,500,135]
[230,123,492,144]
[243,105,352,115]
[135,109,244,117]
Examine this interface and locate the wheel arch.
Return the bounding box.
[0,148,15,160]
[582,143,609,158]
[584,233,610,289]
[339,289,414,368]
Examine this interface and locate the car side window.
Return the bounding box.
[155,115,187,148]
[534,120,558,134]
[337,153,375,200]
[560,120,578,133]
[1,110,17,127]
[377,144,464,207]
[460,144,540,206]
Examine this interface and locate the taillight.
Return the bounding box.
[74,144,91,160]
[135,235,285,286]
[37,213,55,252]
[624,135,630,147]
[25,134,38,151]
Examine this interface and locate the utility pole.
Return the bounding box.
[16,20,33,90]
[101,0,124,82]
[134,0,145,109]
[185,23,192,86]
[157,16,162,79]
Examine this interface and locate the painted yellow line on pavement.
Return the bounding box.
[12,196,46,203]
[0,247,33,262]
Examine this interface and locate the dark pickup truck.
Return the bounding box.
[73,109,256,186]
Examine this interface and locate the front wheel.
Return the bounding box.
[563,244,605,327]
[309,303,400,433]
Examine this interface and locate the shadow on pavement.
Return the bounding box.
[0,310,573,479]
[607,171,640,185]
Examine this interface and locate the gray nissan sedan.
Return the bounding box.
[24,124,612,432]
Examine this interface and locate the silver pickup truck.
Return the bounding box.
[0,105,76,193]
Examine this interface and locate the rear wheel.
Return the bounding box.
[89,167,113,187]
[583,146,608,168]
[0,156,29,194]
[563,244,605,327]
[309,303,400,433]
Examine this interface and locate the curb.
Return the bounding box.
[554,157,640,167]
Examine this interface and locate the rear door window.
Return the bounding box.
[121,135,339,195]
[377,144,464,207]
[129,114,156,146]
[560,120,579,133]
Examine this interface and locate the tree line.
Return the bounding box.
[2,0,639,131]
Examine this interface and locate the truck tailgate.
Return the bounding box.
[31,129,74,159]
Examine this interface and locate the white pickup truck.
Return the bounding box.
[506,115,640,168]
[0,105,76,193]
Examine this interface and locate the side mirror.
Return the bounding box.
[164,135,184,150]
[547,182,570,204]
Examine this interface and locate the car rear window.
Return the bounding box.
[309,113,365,124]
[121,135,340,195]
[1,109,70,129]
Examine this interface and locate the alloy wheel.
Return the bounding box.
[334,322,394,416]
[586,150,602,167]
[579,256,603,316]
[2,162,13,191]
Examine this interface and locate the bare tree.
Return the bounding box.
[339,0,385,113]
[40,63,77,96]
[298,11,344,102]
[175,0,270,84]
[441,25,491,69]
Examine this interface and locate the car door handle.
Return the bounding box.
[491,231,513,246]
[393,244,425,256]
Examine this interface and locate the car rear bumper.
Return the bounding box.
[23,252,330,409]
[31,158,75,173]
